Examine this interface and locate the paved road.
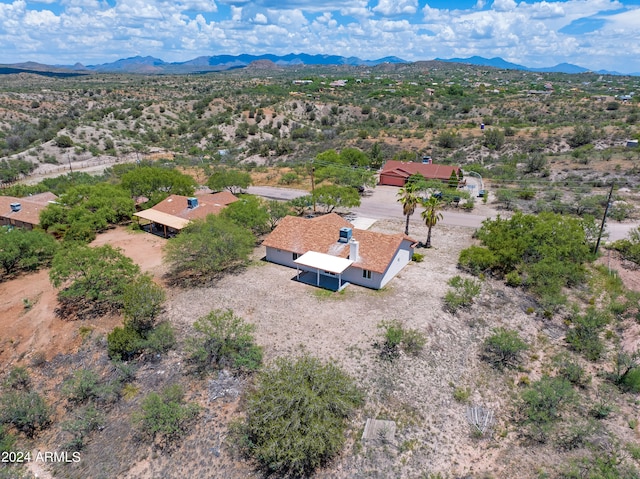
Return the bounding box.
[248,184,636,241]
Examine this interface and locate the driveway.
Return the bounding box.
[249,184,636,241]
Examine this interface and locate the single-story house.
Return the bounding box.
[262,213,417,290]
[133,191,238,237]
[0,192,58,230]
[379,160,460,187]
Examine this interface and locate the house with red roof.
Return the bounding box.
[133,191,238,237]
[262,213,417,290]
[379,160,460,187]
[0,192,58,230]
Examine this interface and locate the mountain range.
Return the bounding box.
[1,53,638,76]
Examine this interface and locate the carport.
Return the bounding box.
[294,251,353,291]
[133,209,190,238]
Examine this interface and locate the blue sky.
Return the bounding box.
[1,0,639,73]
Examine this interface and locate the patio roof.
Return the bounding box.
[134,209,190,230]
[294,251,354,274]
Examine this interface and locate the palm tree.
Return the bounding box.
[421,196,443,248]
[397,183,419,236]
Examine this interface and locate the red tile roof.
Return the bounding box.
[380,160,460,182]
[262,213,416,274]
[0,193,58,227]
[150,191,238,220]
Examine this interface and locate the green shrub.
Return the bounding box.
[520,376,576,442]
[145,322,176,356]
[134,384,200,444]
[374,319,426,360]
[0,425,15,453]
[458,246,496,275]
[565,307,610,361]
[453,386,471,403]
[122,274,165,334]
[3,367,30,390]
[444,275,481,313]
[554,355,590,387]
[621,368,640,393]
[62,369,102,404]
[61,404,105,451]
[482,328,528,369]
[0,390,52,438]
[412,252,424,262]
[505,270,522,287]
[187,309,262,374]
[107,326,145,361]
[235,356,363,477]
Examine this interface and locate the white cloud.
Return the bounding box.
[491,0,517,12]
[253,12,267,23]
[373,0,417,16]
[24,9,60,27]
[179,0,217,13]
[0,0,639,73]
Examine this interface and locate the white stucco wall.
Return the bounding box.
[265,241,415,290]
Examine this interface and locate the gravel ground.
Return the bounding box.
[160,218,553,478]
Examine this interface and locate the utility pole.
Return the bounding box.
[594,182,614,255]
[67,153,73,174]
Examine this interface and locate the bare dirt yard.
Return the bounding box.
[0,227,166,366]
[3,220,640,479]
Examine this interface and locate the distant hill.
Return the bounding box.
[436,56,639,76]
[1,53,638,76]
[80,53,409,74]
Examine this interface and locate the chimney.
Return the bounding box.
[349,238,359,261]
[10,203,21,212]
[187,197,198,209]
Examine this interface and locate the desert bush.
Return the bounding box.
[61,404,105,451]
[0,390,52,438]
[3,367,30,390]
[0,227,58,278]
[50,243,140,319]
[235,356,363,477]
[164,215,254,286]
[107,326,145,361]
[122,274,165,334]
[145,322,176,356]
[520,376,576,442]
[565,307,610,361]
[444,275,481,313]
[374,319,426,360]
[554,354,590,387]
[567,125,594,148]
[482,327,528,369]
[134,384,200,444]
[458,245,496,275]
[461,212,592,310]
[0,425,15,453]
[187,309,262,374]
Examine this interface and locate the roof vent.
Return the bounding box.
[10,203,21,212]
[187,197,199,209]
[338,227,352,243]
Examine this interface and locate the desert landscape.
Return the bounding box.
[1,63,640,479]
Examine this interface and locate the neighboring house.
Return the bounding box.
[133,191,238,237]
[379,160,460,187]
[262,213,417,290]
[0,192,58,230]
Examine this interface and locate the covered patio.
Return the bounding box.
[293,251,353,292]
[133,209,190,238]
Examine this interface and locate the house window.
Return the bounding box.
[292,252,299,260]
[362,269,372,279]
